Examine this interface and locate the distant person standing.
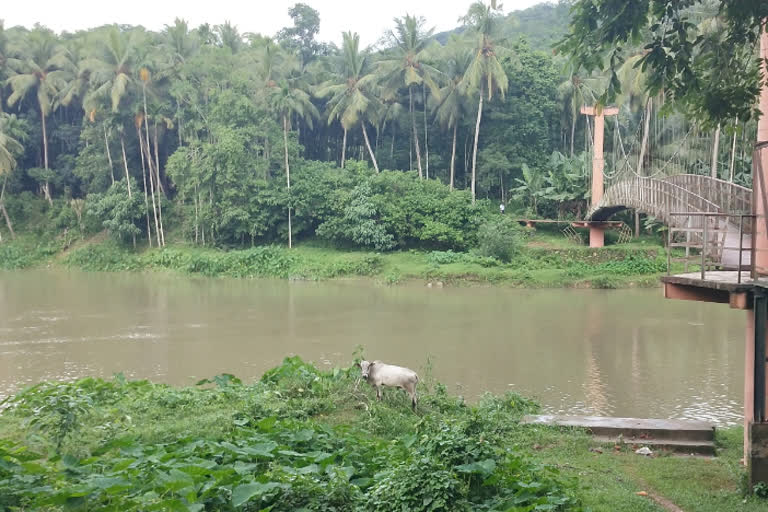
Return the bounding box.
[499,203,505,214]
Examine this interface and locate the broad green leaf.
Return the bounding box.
[231,481,280,507]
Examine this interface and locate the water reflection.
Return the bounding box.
[0,269,748,425]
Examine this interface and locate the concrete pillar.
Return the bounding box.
[749,423,768,488]
[746,21,768,484]
[756,21,768,276]
[746,309,756,460]
[591,113,606,248]
[582,106,618,248]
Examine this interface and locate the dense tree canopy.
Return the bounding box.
[558,0,768,124]
[0,1,761,249]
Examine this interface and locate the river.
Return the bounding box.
[0,269,747,425]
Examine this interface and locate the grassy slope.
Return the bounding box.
[0,361,764,511]
[0,229,672,289]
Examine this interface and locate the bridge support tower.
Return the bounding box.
[748,19,768,489]
[582,105,619,248]
[662,21,768,488]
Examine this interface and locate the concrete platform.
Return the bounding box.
[663,272,755,292]
[522,415,716,455]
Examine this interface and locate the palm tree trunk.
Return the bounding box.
[450,123,457,191]
[341,127,347,168]
[390,123,395,164]
[142,139,162,247]
[283,114,292,249]
[0,176,15,240]
[636,98,652,176]
[711,123,721,179]
[194,183,199,244]
[141,129,161,248]
[362,123,379,173]
[729,120,738,182]
[104,125,115,185]
[153,123,165,246]
[633,97,653,238]
[40,110,52,205]
[423,83,429,179]
[136,125,152,247]
[471,85,484,204]
[142,85,162,248]
[464,133,469,185]
[570,114,576,157]
[410,87,423,179]
[120,134,132,198]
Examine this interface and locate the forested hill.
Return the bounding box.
[435,1,572,50]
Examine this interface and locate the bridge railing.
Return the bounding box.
[587,174,752,225]
[663,175,752,215]
[587,176,724,224]
[666,212,756,283]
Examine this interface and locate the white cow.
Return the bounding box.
[357,360,419,411]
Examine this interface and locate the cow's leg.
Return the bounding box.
[376,386,382,400]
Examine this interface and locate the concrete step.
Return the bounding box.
[593,436,716,456]
[521,415,716,443]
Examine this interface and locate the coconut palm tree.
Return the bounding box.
[318,32,380,171]
[0,113,25,238]
[82,27,143,202]
[84,26,140,114]
[216,22,242,54]
[6,27,71,204]
[460,1,509,203]
[433,35,473,190]
[162,18,199,68]
[268,62,320,249]
[377,15,440,179]
[0,21,9,113]
[558,67,604,157]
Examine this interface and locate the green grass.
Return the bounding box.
[0,359,764,511]
[514,424,767,512]
[0,234,66,270]
[0,228,676,288]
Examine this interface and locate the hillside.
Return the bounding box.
[435,1,572,50]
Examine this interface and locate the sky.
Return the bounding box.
[3,0,547,47]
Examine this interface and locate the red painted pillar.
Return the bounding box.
[582,106,619,248]
[757,21,768,276]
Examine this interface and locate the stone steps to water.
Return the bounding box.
[592,436,715,456]
[521,415,716,456]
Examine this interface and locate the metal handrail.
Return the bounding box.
[666,212,756,283]
[587,175,725,224]
[587,174,752,225]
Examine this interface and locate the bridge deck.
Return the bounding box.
[662,272,756,292]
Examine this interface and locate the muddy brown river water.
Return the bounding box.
[0,269,747,425]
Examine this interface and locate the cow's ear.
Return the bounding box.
[355,362,361,368]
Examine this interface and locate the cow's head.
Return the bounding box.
[356,360,374,379]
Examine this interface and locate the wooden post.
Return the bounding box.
[582,105,619,248]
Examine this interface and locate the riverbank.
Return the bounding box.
[0,231,670,288]
[0,359,764,511]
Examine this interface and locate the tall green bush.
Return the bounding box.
[477,216,527,262]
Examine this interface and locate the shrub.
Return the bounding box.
[364,456,467,511]
[427,250,465,265]
[316,183,395,251]
[477,216,526,262]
